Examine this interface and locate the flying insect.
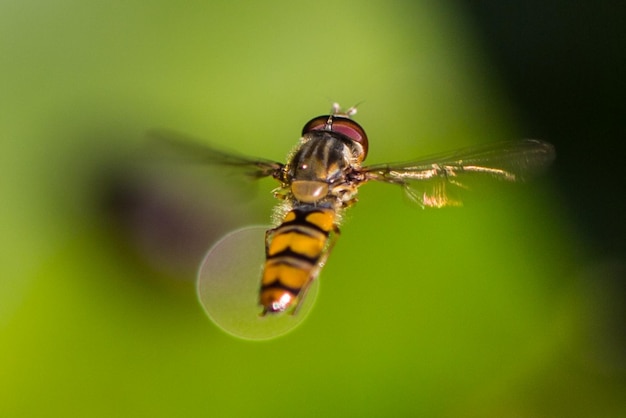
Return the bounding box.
[152,104,555,316]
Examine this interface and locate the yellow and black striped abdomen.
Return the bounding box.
[260,208,336,314]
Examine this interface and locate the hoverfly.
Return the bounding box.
[152,104,554,318]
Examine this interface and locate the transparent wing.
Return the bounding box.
[197,226,319,340]
[362,139,555,208]
[147,129,284,180]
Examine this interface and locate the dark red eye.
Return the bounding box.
[301,115,330,135]
[301,115,369,160]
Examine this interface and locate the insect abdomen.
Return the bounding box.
[260,208,336,314]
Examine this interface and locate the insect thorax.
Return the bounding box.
[269,133,362,226]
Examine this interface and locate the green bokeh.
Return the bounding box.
[2,1,622,417]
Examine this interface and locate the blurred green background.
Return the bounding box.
[2,1,624,417]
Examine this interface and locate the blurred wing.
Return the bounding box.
[146,129,284,180]
[362,139,555,208]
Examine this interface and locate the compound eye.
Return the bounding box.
[301,115,369,161]
[301,115,331,136]
[330,118,368,160]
